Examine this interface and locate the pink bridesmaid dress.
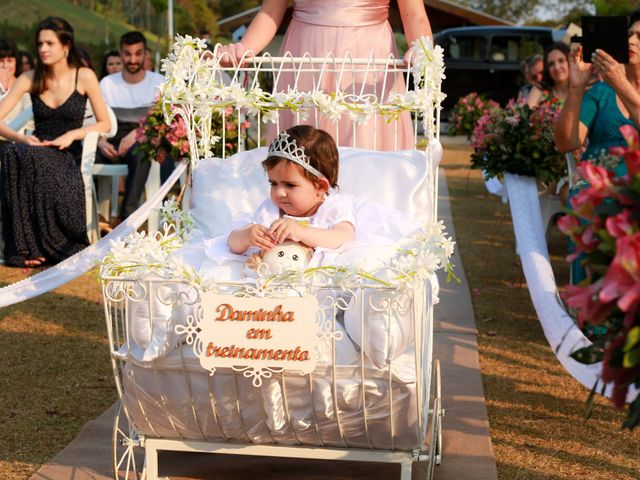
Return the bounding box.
[274,0,414,151]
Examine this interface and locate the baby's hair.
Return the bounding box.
[263,125,339,188]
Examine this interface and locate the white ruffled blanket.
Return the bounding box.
[174,194,423,280]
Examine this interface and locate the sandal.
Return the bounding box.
[24,257,46,267]
[5,255,44,268]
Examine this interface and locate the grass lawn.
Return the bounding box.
[0,268,115,479]
[0,144,639,478]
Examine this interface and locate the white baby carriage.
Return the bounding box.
[101,37,448,480]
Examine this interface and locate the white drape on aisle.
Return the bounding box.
[483,173,508,203]
[0,162,187,309]
[504,173,637,402]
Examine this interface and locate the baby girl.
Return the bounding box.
[228,125,356,255]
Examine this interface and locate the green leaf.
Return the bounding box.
[595,201,623,217]
[624,327,640,352]
[618,187,640,203]
[623,348,640,368]
[570,345,604,365]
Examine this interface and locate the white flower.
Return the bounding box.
[262,109,279,124]
[310,91,333,111]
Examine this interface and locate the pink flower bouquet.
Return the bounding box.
[135,101,250,163]
[448,92,499,138]
[559,125,640,427]
[135,100,190,165]
[470,98,565,184]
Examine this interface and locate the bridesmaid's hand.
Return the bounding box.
[403,46,416,67]
[216,43,251,67]
[42,131,76,150]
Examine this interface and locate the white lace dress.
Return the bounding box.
[174,193,421,280]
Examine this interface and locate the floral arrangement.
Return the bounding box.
[135,99,249,162]
[160,35,446,171]
[558,125,640,428]
[470,98,566,184]
[135,99,190,164]
[447,92,499,138]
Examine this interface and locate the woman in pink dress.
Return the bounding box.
[218,0,432,150]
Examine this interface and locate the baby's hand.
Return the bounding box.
[269,218,305,244]
[247,224,275,251]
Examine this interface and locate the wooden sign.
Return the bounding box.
[196,292,320,380]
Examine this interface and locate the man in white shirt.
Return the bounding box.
[98,31,165,222]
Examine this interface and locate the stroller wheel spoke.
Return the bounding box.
[112,401,144,480]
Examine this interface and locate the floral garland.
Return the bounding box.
[101,199,455,291]
[160,35,446,171]
[101,200,198,281]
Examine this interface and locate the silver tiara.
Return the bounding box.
[267,132,326,180]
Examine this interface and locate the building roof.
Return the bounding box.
[427,0,513,27]
[218,1,513,33]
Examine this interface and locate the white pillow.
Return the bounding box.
[189,147,270,238]
[343,288,414,369]
[188,141,442,237]
[338,142,441,226]
[127,283,192,362]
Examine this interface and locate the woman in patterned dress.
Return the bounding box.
[0,17,111,267]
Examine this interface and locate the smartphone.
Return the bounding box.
[581,16,629,64]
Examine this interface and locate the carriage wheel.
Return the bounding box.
[425,358,442,480]
[112,400,144,480]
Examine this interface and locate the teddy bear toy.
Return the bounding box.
[246,240,314,275]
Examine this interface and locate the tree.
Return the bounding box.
[214,0,260,19]
[454,0,545,23]
[174,0,219,36]
[593,0,640,16]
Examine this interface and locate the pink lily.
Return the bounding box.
[599,233,640,312]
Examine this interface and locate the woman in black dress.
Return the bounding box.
[0,17,110,267]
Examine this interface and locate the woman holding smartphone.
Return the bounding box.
[555,11,640,284]
[555,10,640,163]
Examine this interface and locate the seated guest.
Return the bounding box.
[18,50,35,74]
[0,17,111,267]
[0,38,31,136]
[144,47,154,72]
[527,43,570,108]
[100,50,122,79]
[97,31,165,224]
[517,54,543,103]
[555,10,640,284]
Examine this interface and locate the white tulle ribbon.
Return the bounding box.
[0,162,187,309]
[504,173,637,401]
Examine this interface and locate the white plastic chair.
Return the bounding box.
[7,106,34,135]
[90,148,161,236]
